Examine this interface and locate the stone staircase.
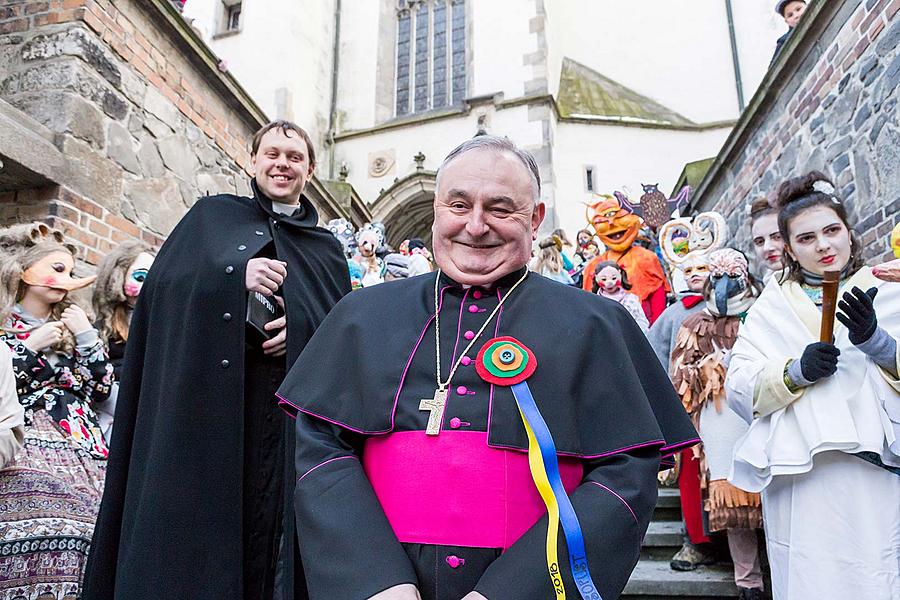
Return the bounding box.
[621,488,739,600]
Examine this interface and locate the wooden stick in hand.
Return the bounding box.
[820,270,841,343]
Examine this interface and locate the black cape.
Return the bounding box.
[280,269,695,458]
[83,181,350,600]
[278,269,698,600]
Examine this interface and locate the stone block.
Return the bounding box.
[59,136,123,211]
[876,18,900,55]
[107,120,140,175]
[157,135,200,181]
[123,177,185,235]
[20,27,121,88]
[196,173,236,197]
[9,91,107,149]
[143,85,179,128]
[143,114,173,139]
[136,133,165,178]
[196,145,221,168]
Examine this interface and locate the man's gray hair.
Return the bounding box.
[435,136,542,203]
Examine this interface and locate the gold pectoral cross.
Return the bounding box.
[420,388,448,436]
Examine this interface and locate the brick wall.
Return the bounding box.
[0,0,266,263]
[692,0,900,265]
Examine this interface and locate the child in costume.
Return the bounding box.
[353,223,387,287]
[650,212,727,571]
[581,193,670,323]
[0,226,113,599]
[670,249,765,600]
[748,196,785,280]
[531,235,575,285]
[726,171,900,600]
[593,260,648,331]
[92,240,155,441]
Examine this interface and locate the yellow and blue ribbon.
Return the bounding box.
[476,337,602,600]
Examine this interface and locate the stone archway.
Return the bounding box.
[371,170,436,249]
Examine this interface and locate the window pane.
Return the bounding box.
[432,1,447,108]
[396,10,411,116]
[451,0,465,104]
[414,2,430,112]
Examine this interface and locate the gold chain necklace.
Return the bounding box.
[419,268,529,435]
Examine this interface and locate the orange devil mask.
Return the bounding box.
[21,251,96,292]
[586,194,642,253]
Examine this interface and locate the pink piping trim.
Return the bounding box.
[660,438,701,457]
[589,482,638,524]
[276,285,452,435]
[297,455,357,483]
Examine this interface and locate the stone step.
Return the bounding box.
[623,559,739,598]
[653,487,682,522]
[642,519,683,548]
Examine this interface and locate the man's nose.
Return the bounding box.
[465,208,489,237]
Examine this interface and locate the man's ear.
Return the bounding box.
[532,202,546,240]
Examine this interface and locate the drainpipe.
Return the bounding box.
[724,0,745,112]
[327,0,342,179]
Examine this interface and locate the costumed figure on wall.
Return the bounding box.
[581,193,670,323]
[327,218,364,290]
[592,260,649,332]
[353,222,387,287]
[872,222,900,283]
[726,172,900,599]
[670,249,765,599]
[650,211,727,571]
[91,241,155,441]
[0,225,113,599]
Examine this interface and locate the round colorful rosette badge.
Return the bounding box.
[475,336,537,386]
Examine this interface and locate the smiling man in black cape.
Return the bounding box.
[278,136,698,600]
[83,121,350,600]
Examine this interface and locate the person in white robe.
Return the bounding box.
[725,171,900,600]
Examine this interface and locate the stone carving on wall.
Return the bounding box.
[368,149,396,178]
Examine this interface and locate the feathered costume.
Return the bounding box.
[670,249,762,532]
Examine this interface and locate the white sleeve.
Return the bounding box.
[0,344,25,468]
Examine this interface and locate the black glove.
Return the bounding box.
[836,286,878,345]
[799,342,840,382]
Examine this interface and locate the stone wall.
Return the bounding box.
[0,0,304,264]
[691,0,899,265]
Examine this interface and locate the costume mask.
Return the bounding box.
[659,211,728,289]
[21,251,96,292]
[356,223,386,259]
[595,265,622,292]
[586,194,641,253]
[327,218,358,259]
[705,249,755,317]
[615,185,691,231]
[124,252,155,298]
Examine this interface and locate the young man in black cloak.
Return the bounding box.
[278,136,699,600]
[83,121,351,600]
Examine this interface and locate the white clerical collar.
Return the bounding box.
[271,200,298,216]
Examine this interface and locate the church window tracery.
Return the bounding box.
[396,0,466,117]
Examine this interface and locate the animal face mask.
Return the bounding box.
[586,195,641,253]
[21,251,96,292]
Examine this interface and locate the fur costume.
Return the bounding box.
[671,249,762,532]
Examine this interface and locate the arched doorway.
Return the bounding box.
[371,170,436,249]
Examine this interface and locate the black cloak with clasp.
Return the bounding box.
[83,180,350,600]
